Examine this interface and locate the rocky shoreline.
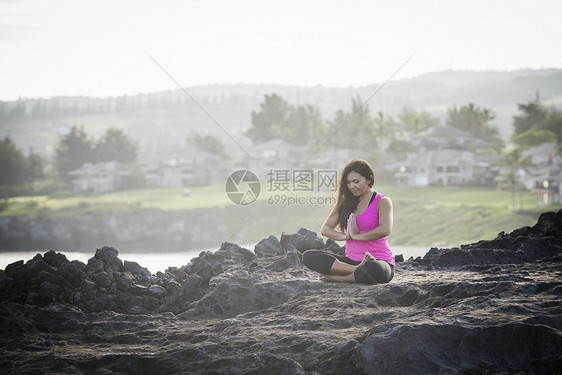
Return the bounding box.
[0,207,236,253]
[1,210,561,374]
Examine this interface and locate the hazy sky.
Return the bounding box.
[1,0,561,100]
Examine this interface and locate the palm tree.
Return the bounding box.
[499,148,534,211]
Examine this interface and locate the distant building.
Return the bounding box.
[144,149,227,188]
[239,139,308,176]
[144,160,190,188]
[522,143,560,167]
[307,148,357,171]
[417,125,472,150]
[415,125,495,154]
[521,143,562,205]
[530,162,562,205]
[68,161,130,193]
[393,149,495,187]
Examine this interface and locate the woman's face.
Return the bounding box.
[346,171,371,196]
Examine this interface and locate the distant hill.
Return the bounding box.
[1,69,561,161]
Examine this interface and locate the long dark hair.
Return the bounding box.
[335,159,375,230]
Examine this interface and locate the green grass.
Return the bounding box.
[223,198,551,249]
[2,186,232,216]
[2,184,560,248]
[377,185,555,247]
[379,185,537,208]
[389,204,540,247]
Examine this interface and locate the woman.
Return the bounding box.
[303,159,395,284]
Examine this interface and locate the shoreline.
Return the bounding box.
[0,245,431,274]
[1,211,561,374]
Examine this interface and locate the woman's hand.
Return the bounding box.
[346,196,393,242]
[346,213,359,239]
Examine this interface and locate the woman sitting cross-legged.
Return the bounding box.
[303,159,395,284]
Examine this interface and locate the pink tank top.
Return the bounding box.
[345,193,395,265]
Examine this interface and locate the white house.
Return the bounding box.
[522,143,560,167]
[394,149,477,187]
[144,160,191,188]
[529,163,562,205]
[521,143,562,205]
[307,148,357,171]
[239,139,308,176]
[417,125,472,150]
[144,148,227,188]
[416,125,496,153]
[68,161,130,193]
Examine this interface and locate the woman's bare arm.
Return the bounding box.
[348,196,393,241]
[321,209,347,241]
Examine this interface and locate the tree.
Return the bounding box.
[512,96,562,146]
[512,93,548,136]
[348,97,376,150]
[399,107,440,133]
[326,109,349,149]
[447,103,495,137]
[499,148,533,212]
[373,111,399,147]
[533,107,562,144]
[54,126,95,183]
[0,137,26,203]
[246,94,324,146]
[271,104,323,146]
[95,128,138,163]
[326,96,376,151]
[387,139,419,159]
[447,103,504,153]
[187,131,226,157]
[246,94,291,144]
[24,148,44,194]
[303,104,326,146]
[511,128,557,147]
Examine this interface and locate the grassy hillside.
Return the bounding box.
[3,184,559,249]
[3,69,562,161]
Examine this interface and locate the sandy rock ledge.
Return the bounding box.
[1,212,561,374]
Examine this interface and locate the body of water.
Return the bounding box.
[0,249,208,274]
[1,246,430,274]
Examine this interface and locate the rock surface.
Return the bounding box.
[1,210,561,374]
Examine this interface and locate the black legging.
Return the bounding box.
[302,250,394,284]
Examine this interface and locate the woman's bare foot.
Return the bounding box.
[318,255,374,283]
[358,252,376,267]
[319,273,355,283]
